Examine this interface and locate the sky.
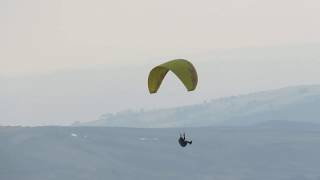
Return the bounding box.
[1,0,320,126]
[1,0,320,75]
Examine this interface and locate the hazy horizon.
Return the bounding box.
[1,0,320,126]
[1,44,320,126]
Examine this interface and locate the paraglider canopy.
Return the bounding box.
[148,59,198,94]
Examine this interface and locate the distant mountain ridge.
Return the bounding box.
[80,85,320,128]
[2,43,320,126]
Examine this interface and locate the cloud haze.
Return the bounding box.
[1,0,320,75]
[1,0,320,125]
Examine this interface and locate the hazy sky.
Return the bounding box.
[1,0,320,126]
[1,0,320,75]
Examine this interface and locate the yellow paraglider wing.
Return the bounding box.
[148,59,198,93]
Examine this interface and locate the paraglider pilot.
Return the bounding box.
[178,133,192,147]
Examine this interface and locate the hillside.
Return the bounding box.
[1,126,320,180]
[82,85,320,127]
